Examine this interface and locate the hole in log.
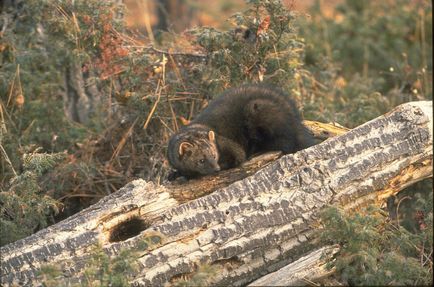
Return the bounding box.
[109,216,149,242]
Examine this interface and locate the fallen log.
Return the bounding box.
[0,101,432,286]
[249,245,340,286]
[169,119,349,203]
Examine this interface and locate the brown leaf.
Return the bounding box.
[257,16,271,36]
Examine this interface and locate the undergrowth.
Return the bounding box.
[320,181,433,285]
[298,0,432,127]
[38,234,162,287]
[1,0,305,242]
[0,147,64,246]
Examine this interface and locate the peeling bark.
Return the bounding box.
[0,101,432,286]
[249,245,340,286]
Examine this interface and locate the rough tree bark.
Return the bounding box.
[0,101,432,286]
[61,61,102,124]
[249,244,340,286]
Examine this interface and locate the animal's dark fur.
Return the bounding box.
[167,84,314,178]
[167,125,220,178]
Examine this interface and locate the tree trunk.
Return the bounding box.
[155,0,195,33]
[61,61,102,123]
[1,101,432,286]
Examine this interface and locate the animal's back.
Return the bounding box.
[191,87,250,145]
[191,84,313,156]
[167,84,314,179]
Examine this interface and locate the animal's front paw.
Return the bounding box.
[167,170,181,181]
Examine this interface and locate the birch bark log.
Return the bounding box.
[0,101,432,286]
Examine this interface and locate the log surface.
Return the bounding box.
[0,101,432,286]
[249,245,340,286]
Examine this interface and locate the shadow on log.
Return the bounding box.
[0,101,432,286]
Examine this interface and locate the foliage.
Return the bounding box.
[0,0,127,244]
[193,0,302,93]
[0,147,64,246]
[320,188,433,286]
[174,264,219,287]
[300,2,433,283]
[38,235,162,286]
[82,245,136,286]
[38,264,64,287]
[298,0,432,127]
[38,245,136,287]
[1,0,307,224]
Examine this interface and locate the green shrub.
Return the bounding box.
[38,235,162,286]
[320,186,433,286]
[0,148,64,246]
[298,0,432,127]
[301,3,433,283]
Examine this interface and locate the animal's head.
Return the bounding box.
[169,129,220,176]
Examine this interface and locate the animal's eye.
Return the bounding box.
[199,159,205,164]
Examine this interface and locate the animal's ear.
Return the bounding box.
[179,116,190,126]
[179,142,193,156]
[208,130,215,142]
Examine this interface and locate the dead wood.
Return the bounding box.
[169,119,348,203]
[249,245,340,286]
[0,101,432,286]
